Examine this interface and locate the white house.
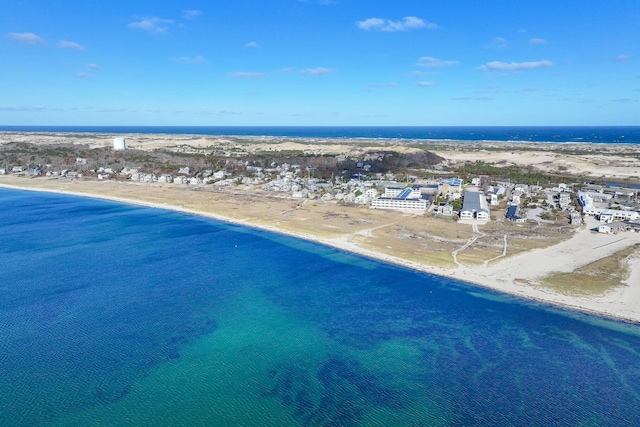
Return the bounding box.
[598,222,627,234]
[174,176,188,184]
[460,191,490,221]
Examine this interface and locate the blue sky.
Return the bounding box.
[1,0,638,126]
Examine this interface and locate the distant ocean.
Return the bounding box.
[2,187,640,426]
[1,125,640,144]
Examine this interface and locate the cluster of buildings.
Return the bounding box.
[577,185,640,233]
[6,137,640,231]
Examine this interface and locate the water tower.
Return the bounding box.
[113,137,126,151]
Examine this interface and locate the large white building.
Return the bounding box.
[460,191,490,221]
[578,192,640,221]
[371,187,428,212]
[113,137,126,151]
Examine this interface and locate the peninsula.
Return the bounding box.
[2,131,640,323]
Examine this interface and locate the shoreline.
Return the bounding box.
[3,178,640,326]
[2,128,639,147]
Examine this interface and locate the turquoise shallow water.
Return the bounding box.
[2,187,640,426]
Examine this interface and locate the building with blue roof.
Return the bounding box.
[371,186,429,212]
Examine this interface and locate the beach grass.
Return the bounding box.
[539,244,640,296]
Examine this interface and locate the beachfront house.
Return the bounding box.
[437,202,454,216]
[598,222,627,234]
[460,190,490,221]
[506,205,526,223]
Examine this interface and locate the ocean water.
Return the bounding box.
[2,188,640,426]
[1,125,639,144]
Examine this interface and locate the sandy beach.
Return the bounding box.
[3,175,640,324]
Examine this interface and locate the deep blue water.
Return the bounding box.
[1,126,639,144]
[2,188,640,426]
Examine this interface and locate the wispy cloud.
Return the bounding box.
[416,56,458,68]
[0,106,47,112]
[414,81,436,87]
[7,32,46,45]
[477,85,507,94]
[171,55,205,64]
[87,63,100,69]
[245,41,260,49]
[477,60,552,71]
[75,72,92,78]
[486,37,509,49]
[300,67,334,75]
[96,108,126,113]
[198,110,241,116]
[182,10,203,20]
[228,71,265,79]
[529,38,547,45]
[128,17,174,33]
[612,98,637,103]
[58,40,85,50]
[357,16,437,32]
[613,55,631,63]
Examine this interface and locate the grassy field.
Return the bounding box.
[539,243,640,296]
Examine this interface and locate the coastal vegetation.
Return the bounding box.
[448,160,577,185]
[539,244,640,296]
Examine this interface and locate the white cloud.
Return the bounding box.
[75,72,92,78]
[357,16,437,32]
[0,106,47,112]
[300,67,334,75]
[182,10,203,20]
[416,56,458,68]
[228,72,265,79]
[245,41,260,49]
[87,63,100,69]
[128,17,174,33]
[58,40,85,50]
[96,109,126,113]
[486,37,509,49]
[414,81,436,87]
[7,32,46,45]
[477,60,553,71]
[171,55,205,64]
[614,55,631,63]
[529,38,547,45]
[279,67,334,75]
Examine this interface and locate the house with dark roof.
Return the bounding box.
[460,191,490,221]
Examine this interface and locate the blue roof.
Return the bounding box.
[398,188,413,200]
[506,205,521,220]
[446,178,462,186]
